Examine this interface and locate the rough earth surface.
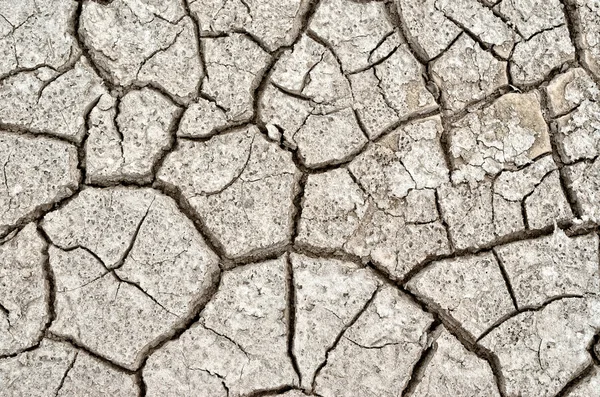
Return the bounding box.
[1,1,599,396]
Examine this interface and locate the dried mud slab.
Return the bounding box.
[431,34,508,113]
[290,253,381,388]
[143,256,297,397]
[297,116,451,280]
[439,155,573,250]
[1,0,600,395]
[547,68,600,164]
[201,33,271,123]
[411,327,502,397]
[0,0,79,76]
[447,92,551,183]
[0,339,138,397]
[494,230,599,308]
[569,0,600,80]
[313,285,434,397]
[86,88,180,184]
[565,366,600,397]
[190,0,307,52]
[0,58,107,142]
[407,252,514,339]
[41,187,219,369]
[480,297,600,397]
[0,224,48,356]
[80,0,203,101]
[0,132,79,236]
[158,126,300,260]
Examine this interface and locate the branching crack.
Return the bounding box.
[310,286,380,392]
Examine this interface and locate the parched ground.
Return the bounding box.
[1,0,600,396]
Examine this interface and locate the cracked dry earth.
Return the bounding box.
[3,1,600,397]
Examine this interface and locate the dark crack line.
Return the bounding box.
[519,168,558,229]
[53,351,78,397]
[555,363,596,397]
[366,261,510,397]
[285,254,302,385]
[539,85,585,219]
[0,301,10,327]
[46,331,136,375]
[401,322,442,397]
[112,273,179,318]
[111,196,155,269]
[78,95,103,184]
[200,320,251,358]
[310,286,380,392]
[491,249,519,310]
[476,294,585,342]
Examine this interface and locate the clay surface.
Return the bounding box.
[1,1,599,396]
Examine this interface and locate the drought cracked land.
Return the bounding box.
[1,0,600,396]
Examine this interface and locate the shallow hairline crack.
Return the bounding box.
[476,293,586,342]
[310,286,380,392]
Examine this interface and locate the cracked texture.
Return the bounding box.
[0,223,48,356]
[3,0,600,396]
[158,126,300,259]
[411,327,502,397]
[0,132,79,236]
[0,338,138,397]
[314,285,434,397]
[143,257,297,396]
[86,88,180,184]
